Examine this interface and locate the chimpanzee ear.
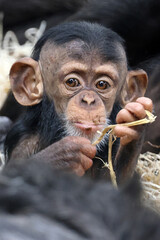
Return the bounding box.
[9,57,43,106]
[120,69,148,106]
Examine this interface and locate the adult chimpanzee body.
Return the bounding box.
[5,22,153,184]
[1,0,86,43]
[1,160,160,240]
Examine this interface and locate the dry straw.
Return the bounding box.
[93,110,156,187]
[136,152,160,213]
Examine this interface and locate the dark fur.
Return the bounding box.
[2,0,160,66]
[71,0,160,66]
[1,0,86,43]
[0,160,160,239]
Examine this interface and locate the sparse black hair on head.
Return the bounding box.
[32,21,125,63]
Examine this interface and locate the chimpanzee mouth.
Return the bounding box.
[65,120,108,143]
[74,122,104,133]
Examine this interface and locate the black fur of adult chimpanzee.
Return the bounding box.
[2,0,160,67]
[4,22,153,185]
[2,0,160,64]
[0,160,160,240]
[71,0,160,67]
[1,0,86,43]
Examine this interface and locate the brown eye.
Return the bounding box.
[96,80,110,90]
[66,78,80,87]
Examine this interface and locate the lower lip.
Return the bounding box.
[74,122,104,133]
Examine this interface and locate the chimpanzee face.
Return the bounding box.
[38,40,127,141]
[9,35,146,143]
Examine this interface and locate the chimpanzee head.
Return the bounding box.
[9,21,147,143]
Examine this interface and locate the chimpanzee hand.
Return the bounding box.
[34,136,96,176]
[114,97,153,146]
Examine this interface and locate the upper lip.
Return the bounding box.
[73,121,105,132]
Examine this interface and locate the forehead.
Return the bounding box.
[40,40,127,74]
[40,40,101,65]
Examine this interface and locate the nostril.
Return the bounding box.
[81,98,96,105]
[82,98,87,104]
[90,99,95,105]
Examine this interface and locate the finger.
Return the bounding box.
[80,143,96,159]
[74,165,85,176]
[114,125,139,144]
[81,155,93,171]
[136,97,153,112]
[116,108,136,124]
[125,102,146,119]
[120,135,135,146]
[61,136,96,158]
[69,153,93,173]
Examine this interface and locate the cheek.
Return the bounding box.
[103,90,117,114]
[44,76,56,98]
[52,94,68,115]
[44,80,69,114]
[104,98,117,114]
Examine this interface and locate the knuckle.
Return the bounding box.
[136,97,153,111]
[145,99,153,110]
[74,144,83,153]
[70,152,81,163]
[116,109,128,122]
[117,108,125,117]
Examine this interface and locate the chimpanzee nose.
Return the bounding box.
[81,94,96,105]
